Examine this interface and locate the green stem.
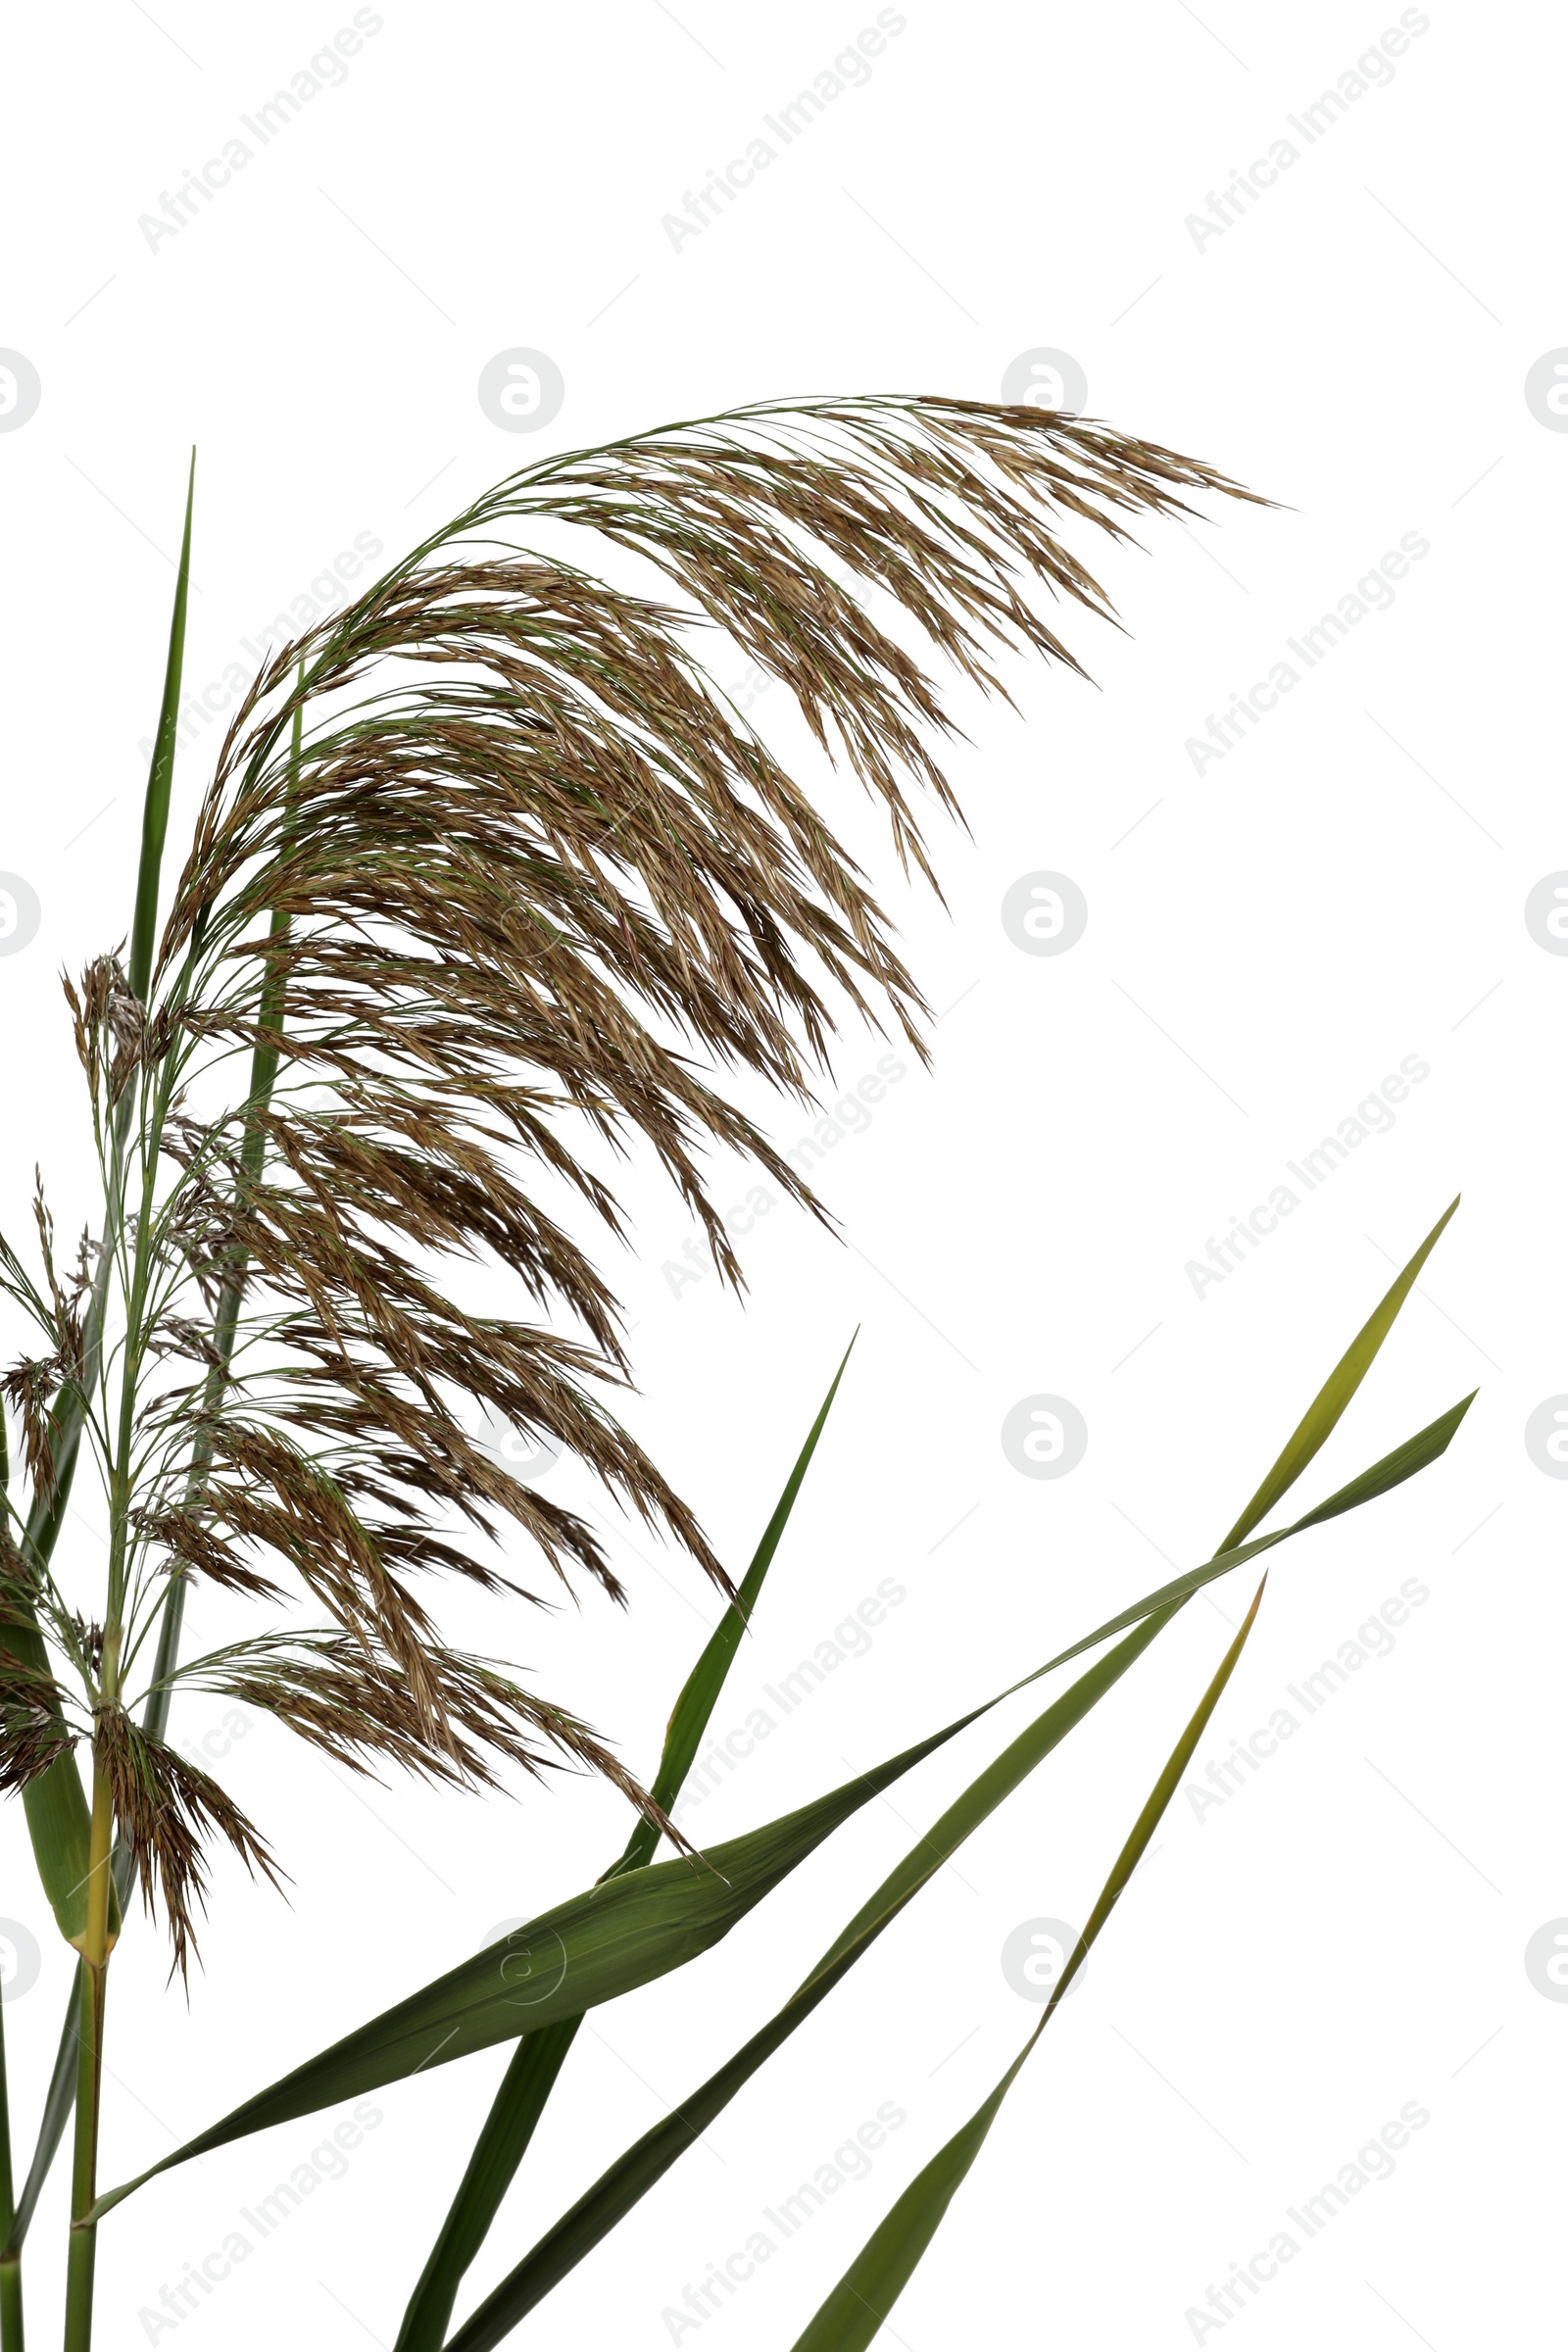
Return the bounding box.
[62,1754,114,2352]
[137,670,298,1740]
[0,1930,22,2352]
[0,2260,21,2352]
[3,456,196,1951]
[6,661,299,2259]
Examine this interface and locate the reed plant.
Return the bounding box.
[0,397,1468,2347]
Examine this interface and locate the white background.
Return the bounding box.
[0,2,1561,2345]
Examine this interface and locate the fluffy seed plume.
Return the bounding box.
[4,396,1257,1958]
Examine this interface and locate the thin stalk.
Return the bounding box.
[5,681,300,2256]
[62,1735,115,2352]
[60,615,284,2331]
[0,1925,21,2352]
[0,1419,15,2350]
[10,459,197,2330]
[138,668,298,1739]
[5,456,196,1950]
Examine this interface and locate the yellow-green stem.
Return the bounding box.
[0,2258,21,2350]
[0,1908,21,2351]
[62,1743,114,2352]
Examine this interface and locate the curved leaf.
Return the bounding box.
[1216,1193,1459,1552]
[393,1340,856,2351]
[788,1580,1269,2351]
[88,1386,1470,2228]
[441,1600,1181,2351]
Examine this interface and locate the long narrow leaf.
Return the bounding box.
[91,1699,1003,2219]
[432,1266,1474,2343]
[4,2004,74,2257]
[394,1342,856,2351]
[787,1579,1269,2352]
[441,1601,1183,2350]
[1037,1391,1473,1684]
[126,449,196,1001]
[388,1209,1465,2345]
[88,1385,1469,2224]
[620,1333,857,1875]
[1215,1193,1458,1552]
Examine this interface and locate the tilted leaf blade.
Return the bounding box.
[1034,1392,1474,1684]
[91,1701,996,2217]
[447,1384,1475,2343]
[394,1345,856,2351]
[91,1388,1468,2224]
[787,1580,1269,2352]
[127,448,196,1002]
[615,1334,856,1877]
[440,1602,1181,2351]
[1215,1194,1459,1552]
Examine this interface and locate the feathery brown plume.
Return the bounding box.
[93,1702,283,1981]
[11,398,1256,1956]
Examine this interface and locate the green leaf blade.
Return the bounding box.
[1215,1194,1459,1553]
[787,1580,1270,2352]
[393,1346,856,2352]
[127,448,195,1004]
[91,1700,995,2220]
[615,1334,856,1878]
[1033,1390,1475,1685]
[91,1380,1469,2228]
[439,1604,1181,2352]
